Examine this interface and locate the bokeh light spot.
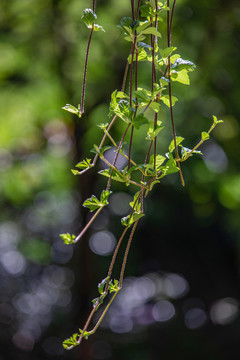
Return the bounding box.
[152,300,175,322]
[184,308,208,329]
[89,231,116,256]
[210,298,239,325]
[1,250,26,275]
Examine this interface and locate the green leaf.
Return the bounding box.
[159,77,169,86]
[159,47,177,59]
[83,194,103,212]
[93,24,105,32]
[71,169,81,175]
[119,17,138,30]
[128,47,148,63]
[100,190,112,205]
[181,146,202,159]
[59,233,76,245]
[62,333,78,349]
[140,27,162,38]
[75,158,92,170]
[99,168,126,183]
[160,154,179,177]
[160,95,178,107]
[132,113,149,129]
[62,104,79,116]
[128,191,143,213]
[90,145,111,157]
[116,91,129,99]
[92,296,104,310]
[171,69,190,85]
[83,190,111,213]
[109,279,119,293]
[82,9,97,28]
[172,58,196,71]
[121,211,145,227]
[97,123,109,130]
[146,121,164,141]
[149,154,166,170]
[201,131,210,141]
[98,276,110,295]
[138,41,153,50]
[150,101,161,113]
[79,329,91,340]
[169,136,184,153]
[109,90,134,122]
[149,179,160,190]
[140,4,155,18]
[212,115,223,125]
[135,88,152,102]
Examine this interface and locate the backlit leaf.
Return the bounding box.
[201,131,210,141]
[160,95,178,107]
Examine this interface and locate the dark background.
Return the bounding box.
[1,0,240,359]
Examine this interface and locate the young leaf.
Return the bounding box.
[140,27,162,38]
[128,190,144,213]
[140,3,155,18]
[90,145,111,157]
[93,24,105,32]
[172,58,196,72]
[92,296,104,310]
[100,190,112,205]
[150,101,161,113]
[79,329,91,340]
[60,233,76,245]
[75,158,92,170]
[212,115,223,125]
[62,104,79,116]
[71,169,81,175]
[99,168,126,183]
[62,333,78,349]
[159,47,177,59]
[160,95,178,108]
[132,113,149,129]
[135,88,152,103]
[146,121,164,141]
[109,91,134,122]
[97,123,109,130]
[121,211,145,227]
[83,195,102,212]
[160,154,179,177]
[98,276,110,295]
[116,91,129,99]
[181,146,202,159]
[128,47,148,63]
[171,69,190,85]
[109,279,119,293]
[149,154,166,170]
[82,9,97,28]
[201,131,210,141]
[169,136,184,153]
[83,190,111,213]
[138,41,153,50]
[119,17,137,30]
[159,77,170,86]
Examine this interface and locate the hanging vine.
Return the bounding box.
[60,0,222,349]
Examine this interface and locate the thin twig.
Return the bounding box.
[119,220,139,287]
[167,0,184,186]
[80,27,94,116]
[74,206,104,243]
[107,123,131,190]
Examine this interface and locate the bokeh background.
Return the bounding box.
[1,0,240,359]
